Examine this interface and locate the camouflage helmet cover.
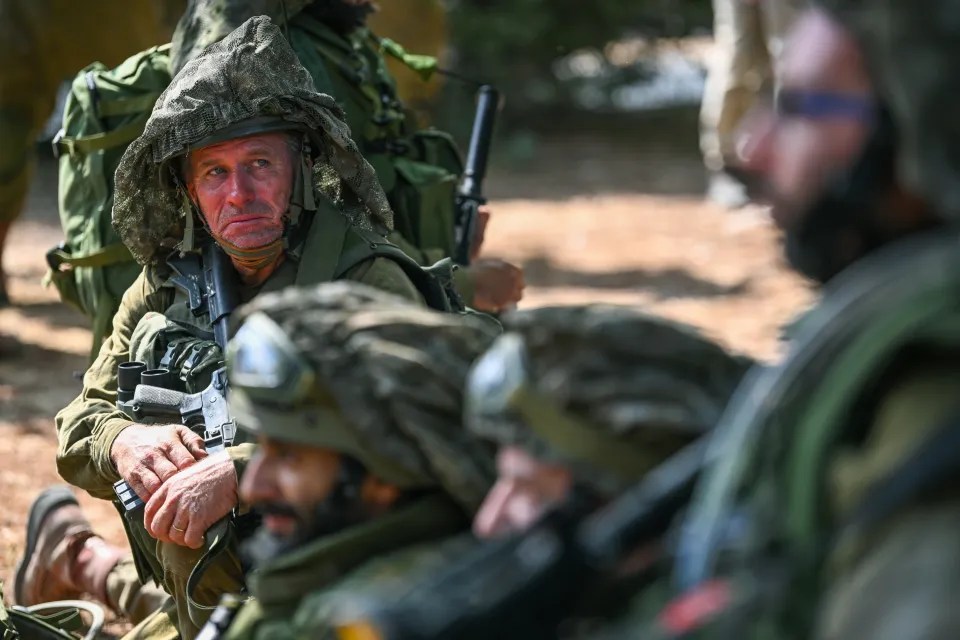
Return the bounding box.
[819,0,960,217]
[112,15,392,265]
[228,281,501,513]
[171,0,317,74]
[467,305,753,497]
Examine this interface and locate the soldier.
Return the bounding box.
[0,0,185,306]
[467,306,750,541]
[171,0,523,312]
[204,280,497,638]
[327,305,750,639]
[666,3,960,639]
[52,16,448,640]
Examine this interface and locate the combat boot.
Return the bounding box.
[13,486,125,606]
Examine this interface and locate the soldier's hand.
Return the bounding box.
[144,451,238,549]
[110,424,207,501]
[469,207,492,262]
[470,258,525,312]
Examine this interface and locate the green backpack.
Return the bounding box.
[45,44,173,360]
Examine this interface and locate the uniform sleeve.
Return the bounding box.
[55,268,174,499]
[341,256,425,306]
[817,363,960,640]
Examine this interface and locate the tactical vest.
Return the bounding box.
[672,229,960,639]
[287,15,463,262]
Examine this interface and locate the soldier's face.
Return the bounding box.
[737,9,874,231]
[240,436,342,540]
[473,446,573,539]
[186,132,296,250]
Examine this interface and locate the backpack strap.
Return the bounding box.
[333,226,457,312]
[53,116,150,159]
[46,242,133,270]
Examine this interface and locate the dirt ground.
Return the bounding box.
[0,111,813,629]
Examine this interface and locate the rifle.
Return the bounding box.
[113,241,241,514]
[334,439,708,640]
[452,85,500,266]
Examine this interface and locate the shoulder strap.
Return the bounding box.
[334,226,456,312]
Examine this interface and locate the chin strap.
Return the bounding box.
[217,236,285,272]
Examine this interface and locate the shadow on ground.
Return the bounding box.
[14,300,89,331]
[522,255,751,300]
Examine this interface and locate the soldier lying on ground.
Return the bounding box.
[326,305,750,639]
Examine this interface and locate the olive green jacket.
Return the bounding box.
[54,201,422,501]
[223,494,471,640]
[286,15,473,300]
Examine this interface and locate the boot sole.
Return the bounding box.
[13,485,79,605]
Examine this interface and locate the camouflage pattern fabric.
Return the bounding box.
[113,15,393,266]
[170,0,316,75]
[468,305,752,497]
[230,281,499,512]
[818,0,960,217]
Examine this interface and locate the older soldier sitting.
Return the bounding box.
[50,16,450,639]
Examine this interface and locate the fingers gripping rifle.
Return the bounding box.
[113,242,241,513]
[453,85,501,266]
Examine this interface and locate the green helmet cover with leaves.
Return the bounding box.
[228,281,500,513]
[112,15,392,265]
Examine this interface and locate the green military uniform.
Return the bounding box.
[666,4,960,639]
[202,280,498,639]
[55,17,428,640]
[171,0,473,299]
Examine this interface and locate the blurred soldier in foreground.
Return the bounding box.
[54,16,443,639]
[202,281,496,638]
[329,305,749,639]
[668,4,960,639]
[0,0,184,306]
[700,0,804,208]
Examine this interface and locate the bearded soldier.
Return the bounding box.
[202,281,496,639]
[663,3,960,639]
[49,16,455,639]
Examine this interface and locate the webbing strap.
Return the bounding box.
[46,242,133,269]
[55,116,149,158]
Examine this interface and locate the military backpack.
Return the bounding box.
[45,45,172,360]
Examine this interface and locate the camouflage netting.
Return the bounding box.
[468,305,754,497]
[171,0,316,74]
[819,0,960,218]
[231,281,500,513]
[113,15,393,265]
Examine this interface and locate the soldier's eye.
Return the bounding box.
[207,166,226,177]
[254,158,271,168]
